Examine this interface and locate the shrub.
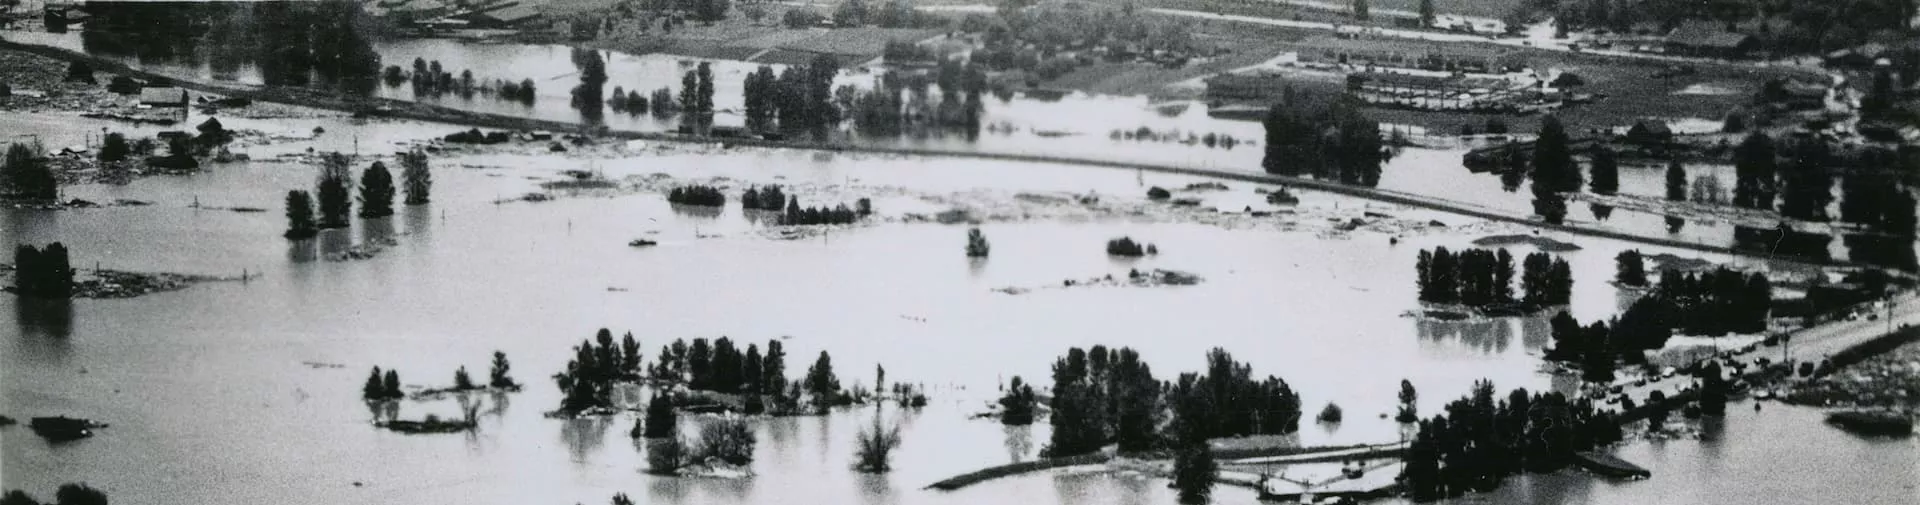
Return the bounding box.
[697,416,756,465]
[1316,403,1343,423]
[1147,186,1171,200]
[965,228,990,257]
[853,416,903,473]
[98,133,130,162]
[647,435,693,474]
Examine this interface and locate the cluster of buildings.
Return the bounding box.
[370,0,549,30]
[1204,35,1539,115]
[1574,20,1761,59]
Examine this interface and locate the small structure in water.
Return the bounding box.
[1573,451,1652,479]
[629,238,658,247]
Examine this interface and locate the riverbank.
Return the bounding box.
[0,38,1894,274]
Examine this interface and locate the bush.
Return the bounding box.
[647,435,693,474]
[64,61,95,84]
[697,416,756,465]
[1146,186,1171,200]
[853,416,903,473]
[1316,403,1343,423]
[783,9,825,28]
[1798,361,1814,377]
[97,133,130,162]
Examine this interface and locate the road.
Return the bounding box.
[1608,293,1920,407]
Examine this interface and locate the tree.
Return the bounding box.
[358,161,395,218]
[999,376,1037,425]
[400,149,431,205]
[489,351,517,389]
[1396,379,1419,422]
[966,227,990,257]
[1171,379,1218,504]
[1418,0,1435,24]
[1352,0,1370,21]
[363,366,387,400]
[98,133,130,162]
[1615,250,1647,286]
[1645,390,1668,430]
[1733,133,1777,210]
[1588,146,1618,195]
[763,340,786,396]
[53,484,106,505]
[1531,116,1576,224]
[644,393,678,438]
[1318,402,1344,423]
[1,490,40,505]
[1666,160,1688,202]
[804,351,841,412]
[284,190,318,239]
[688,338,713,390]
[315,153,353,228]
[454,366,475,390]
[383,369,402,399]
[2,143,57,201]
[697,416,756,465]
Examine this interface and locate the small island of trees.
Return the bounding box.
[667,185,726,207]
[778,196,866,226]
[1106,237,1158,257]
[740,185,789,211]
[1414,247,1572,312]
[965,228,990,257]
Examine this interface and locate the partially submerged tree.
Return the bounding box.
[358,161,395,218]
[284,190,318,240]
[400,149,432,205]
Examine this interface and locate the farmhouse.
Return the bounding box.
[1287,36,1524,73]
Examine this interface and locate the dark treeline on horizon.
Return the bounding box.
[78,0,383,95]
[737,55,842,141]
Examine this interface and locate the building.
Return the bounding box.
[1665,22,1755,59]
[138,87,188,108]
[465,4,544,28]
[1287,35,1524,73]
[1624,119,1673,145]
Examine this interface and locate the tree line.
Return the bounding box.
[1401,380,1622,502]
[286,151,431,239]
[643,336,849,415]
[677,62,716,133]
[1024,346,1305,462]
[387,58,534,105]
[11,243,75,298]
[778,196,872,226]
[1261,90,1387,187]
[736,55,843,140]
[840,62,987,139]
[740,185,789,211]
[81,1,382,95]
[1415,248,1571,309]
[0,483,108,505]
[666,185,725,206]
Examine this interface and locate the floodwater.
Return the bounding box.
[3,113,1868,505]
[9,26,1914,267]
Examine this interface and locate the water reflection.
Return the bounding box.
[561,416,611,464]
[668,204,723,220]
[967,256,988,278]
[1003,424,1034,464]
[13,296,75,339]
[403,204,434,242]
[647,469,690,503]
[1414,318,1517,353]
[318,228,353,257]
[855,473,895,505]
[286,237,319,263]
[361,216,396,245]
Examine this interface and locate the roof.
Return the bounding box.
[1629,119,1672,136]
[1666,22,1753,49]
[474,4,542,24]
[138,87,187,105]
[1291,35,1515,59]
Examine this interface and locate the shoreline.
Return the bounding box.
[0,38,1897,275]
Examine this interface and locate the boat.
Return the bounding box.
[29,416,100,441]
[628,239,658,247]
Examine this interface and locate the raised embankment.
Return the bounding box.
[0,37,1893,274]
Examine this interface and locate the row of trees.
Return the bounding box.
[666,185,725,206]
[286,151,432,239]
[2,143,57,201]
[1036,346,1305,460]
[1261,91,1387,187]
[1838,174,1918,236]
[839,64,987,139]
[0,484,108,505]
[1650,267,1773,336]
[777,196,871,226]
[648,337,849,414]
[740,185,789,211]
[677,63,717,132]
[1401,380,1622,502]
[1544,300,1673,382]
[362,366,404,400]
[11,244,75,298]
[1414,248,1572,308]
[737,55,843,140]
